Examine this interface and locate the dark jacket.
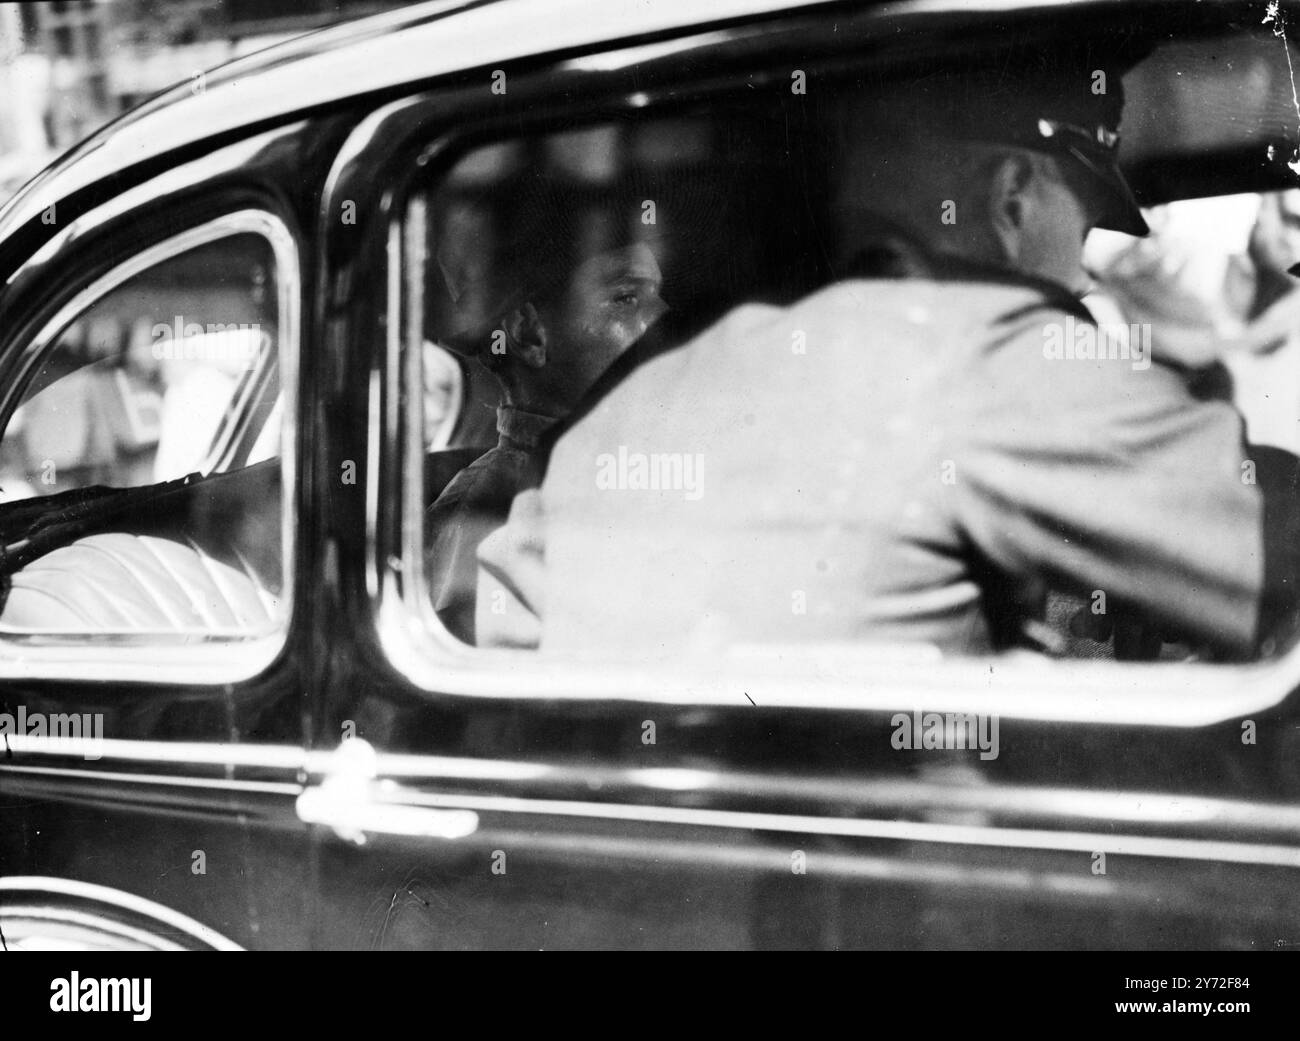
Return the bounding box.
[425,404,558,642]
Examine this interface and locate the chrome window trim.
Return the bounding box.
[202,336,279,475]
[0,209,299,685]
[361,32,1300,731]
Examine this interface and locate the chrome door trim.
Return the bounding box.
[6,736,1298,865]
[0,735,305,768]
[0,764,300,799]
[389,790,1300,868]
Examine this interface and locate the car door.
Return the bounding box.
[0,127,315,951]
[301,3,1300,950]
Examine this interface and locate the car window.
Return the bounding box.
[2,233,278,499]
[0,216,293,653]
[393,24,1300,698]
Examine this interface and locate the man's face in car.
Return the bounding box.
[534,242,667,395]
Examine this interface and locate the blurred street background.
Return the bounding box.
[0,0,410,205]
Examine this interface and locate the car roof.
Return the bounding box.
[0,0,1261,246]
[0,0,839,241]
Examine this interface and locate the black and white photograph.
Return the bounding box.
[0,0,1295,988]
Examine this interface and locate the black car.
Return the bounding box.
[1,0,1300,951]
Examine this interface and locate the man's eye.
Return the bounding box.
[613,292,639,307]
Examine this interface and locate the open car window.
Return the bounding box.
[392,15,1300,709]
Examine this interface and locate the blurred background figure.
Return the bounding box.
[1089,190,1300,454]
[0,1,412,205]
[1226,189,1300,454]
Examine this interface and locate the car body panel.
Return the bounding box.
[1,0,1299,949]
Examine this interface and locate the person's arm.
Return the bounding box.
[426,459,518,645]
[954,308,1265,656]
[1250,443,1300,654]
[475,489,545,649]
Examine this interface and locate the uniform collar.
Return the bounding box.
[496,405,561,451]
[845,235,1094,320]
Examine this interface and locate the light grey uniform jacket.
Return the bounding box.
[476,277,1262,660]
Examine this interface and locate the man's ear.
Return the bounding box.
[503,302,548,369]
[987,152,1035,266]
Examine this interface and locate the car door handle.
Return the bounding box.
[295,739,478,845]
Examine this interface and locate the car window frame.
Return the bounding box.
[361,17,1300,733]
[0,208,300,684]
